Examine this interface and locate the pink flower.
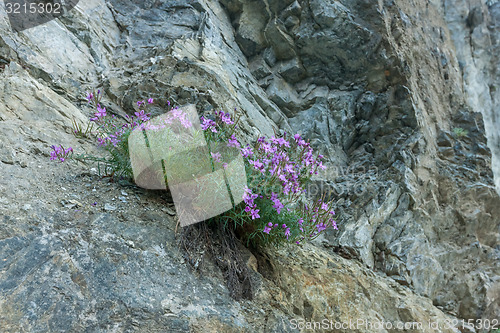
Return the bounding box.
[316,223,327,233]
[201,117,217,132]
[277,137,290,147]
[331,220,338,230]
[211,152,222,163]
[285,164,294,173]
[285,228,291,239]
[148,98,154,104]
[91,105,107,121]
[86,92,94,103]
[97,137,107,146]
[240,145,253,158]
[263,226,272,234]
[250,208,260,219]
[243,187,253,201]
[219,111,234,124]
[227,134,240,148]
[260,142,275,154]
[249,159,263,170]
[134,110,150,122]
[49,145,72,162]
[272,199,284,214]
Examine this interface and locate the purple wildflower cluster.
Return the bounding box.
[50,90,179,180]
[243,186,260,220]
[50,89,197,181]
[244,133,326,194]
[85,91,156,148]
[134,106,192,132]
[200,109,238,134]
[85,93,191,147]
[50,145,73,162]
[227,134,240,148]
[199,109,338,245]
[215,110,235,125]
[200,117,217,132]
[50,94,338,246]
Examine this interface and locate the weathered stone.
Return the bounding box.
[234,2,268,57]
[283,1,302,18]
[437,131,454,147]
[277,58,306,83]
[0,0,499,329]
[355,91,377,121]
[248,56,272,80]
[266,77,301,116]
[264,19,296,60]
[284,15,300,31]
[444,0,500,195]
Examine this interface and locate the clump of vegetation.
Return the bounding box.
[50,89,153,178]
[200,109,337,247]
[49,90,338,247]
[452,127,469,137]
[49,89,340,300]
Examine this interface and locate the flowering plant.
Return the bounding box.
[200,109,338,246]
[50,90,159,179]
[50,91,338,246]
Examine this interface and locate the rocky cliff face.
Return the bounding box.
[0,0,498,332]
[442,0,500,196]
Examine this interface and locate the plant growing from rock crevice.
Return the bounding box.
[49,89,340,300]
[50,90,338,247]
[452,127,469,138]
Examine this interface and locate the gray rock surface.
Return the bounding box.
[0,0,499,331]
[442,0,500,196]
